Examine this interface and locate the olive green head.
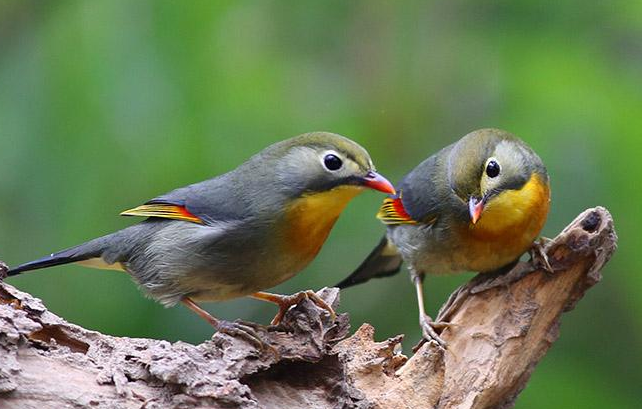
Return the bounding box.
[447,128,548,223]
[259,132,395,196]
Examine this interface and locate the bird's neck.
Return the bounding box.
[469,173,550,240]
[281,186,364,263]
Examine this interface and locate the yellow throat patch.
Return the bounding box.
[471,173,550,240]
[283,185,363,263]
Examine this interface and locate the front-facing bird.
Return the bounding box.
[6,132,395,346]
[337,128,550,347]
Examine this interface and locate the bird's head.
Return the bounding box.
[448,128,549,227]
[268,132,395,198]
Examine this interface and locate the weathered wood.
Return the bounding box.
[0,207,617,409]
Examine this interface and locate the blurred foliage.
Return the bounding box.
[0,1,640,407]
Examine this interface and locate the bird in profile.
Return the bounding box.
[5,132,395,347]
[336,129,550,347]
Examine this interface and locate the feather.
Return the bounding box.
[120,204,203,224]
[376,196,416,225]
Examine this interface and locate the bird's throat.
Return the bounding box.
[282,186,363,263]
[470,173,550,240]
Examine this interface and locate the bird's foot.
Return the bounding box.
[216,319,276,354]
[182,297,277,355]
[270,290,336,326]
[416,313,449,351]
[530,237,554,274]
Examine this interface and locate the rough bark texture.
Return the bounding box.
[0,207,617,409]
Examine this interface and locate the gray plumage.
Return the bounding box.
[8,132,387,307]
[338,128,549,288]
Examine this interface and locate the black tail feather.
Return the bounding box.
[7,253,86,276]
[336,236,404,289]
[6,239,106,277]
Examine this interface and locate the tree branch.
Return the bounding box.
[0,207,617,409]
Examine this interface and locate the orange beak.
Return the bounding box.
[361,171,396,195]
[468,196,485,224]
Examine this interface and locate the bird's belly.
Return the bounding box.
[450,233,533,273]
[147,239,323,304]
[188,280,250,302]
[121,221,291,305]
[150,261,298,304]
[409,234,532,275]
[394,217,543,275]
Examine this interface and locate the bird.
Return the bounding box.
[336,128,550,348]
[5,132,395,347]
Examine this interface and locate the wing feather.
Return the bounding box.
[376,196,417,225]
[120,204,203,224]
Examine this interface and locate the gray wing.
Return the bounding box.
[396,150,450,223]
[133,168,259,225]
[337,148,453,289]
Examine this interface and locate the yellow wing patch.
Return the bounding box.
[120,204,203,224]
[77,257,126,272]
[377,197,417,225]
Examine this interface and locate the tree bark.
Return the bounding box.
[0,207,617,409]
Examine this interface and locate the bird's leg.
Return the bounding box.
[250,290,336,325]
[413,272,449,349]
[181,297,268,350]
[529,236,554,274]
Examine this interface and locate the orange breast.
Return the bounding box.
[459,173,550,272]
[282,186,364,268]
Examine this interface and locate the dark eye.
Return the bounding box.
[323,154,343,171]
[486,160,500,178]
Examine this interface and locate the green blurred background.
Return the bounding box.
[1,1,640,407]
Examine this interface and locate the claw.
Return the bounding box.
[530,237,554,274]
[217,320,265,349]
[270,290,336,325]
[251,290,336,326]
[300,290,337,323]
[233,319,264,330]
[217,320,279,356]
[181,297,277,355]
[420,314,449,350]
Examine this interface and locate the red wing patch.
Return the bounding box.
[376,197,416,225]
[120,204,203,224]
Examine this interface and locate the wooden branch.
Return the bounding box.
[0,207,617,409]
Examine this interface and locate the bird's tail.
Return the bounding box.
[335,236,404,289]
[6,234,117,277]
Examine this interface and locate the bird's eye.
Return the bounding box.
[486,160,500,178]
[323,154,343,171]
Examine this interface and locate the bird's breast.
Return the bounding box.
[280,186,363,270]
[472,173,550,238]
[459,173,550,272]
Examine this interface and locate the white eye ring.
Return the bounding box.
[485,157,501,178]
[320,150,344,171]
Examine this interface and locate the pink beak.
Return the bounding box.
[469,196,485,224]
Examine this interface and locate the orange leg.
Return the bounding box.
[182,297,221,327]
[250,290,336,325]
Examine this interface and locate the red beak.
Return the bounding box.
[361,171,396,195]
[468,196,485,224]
